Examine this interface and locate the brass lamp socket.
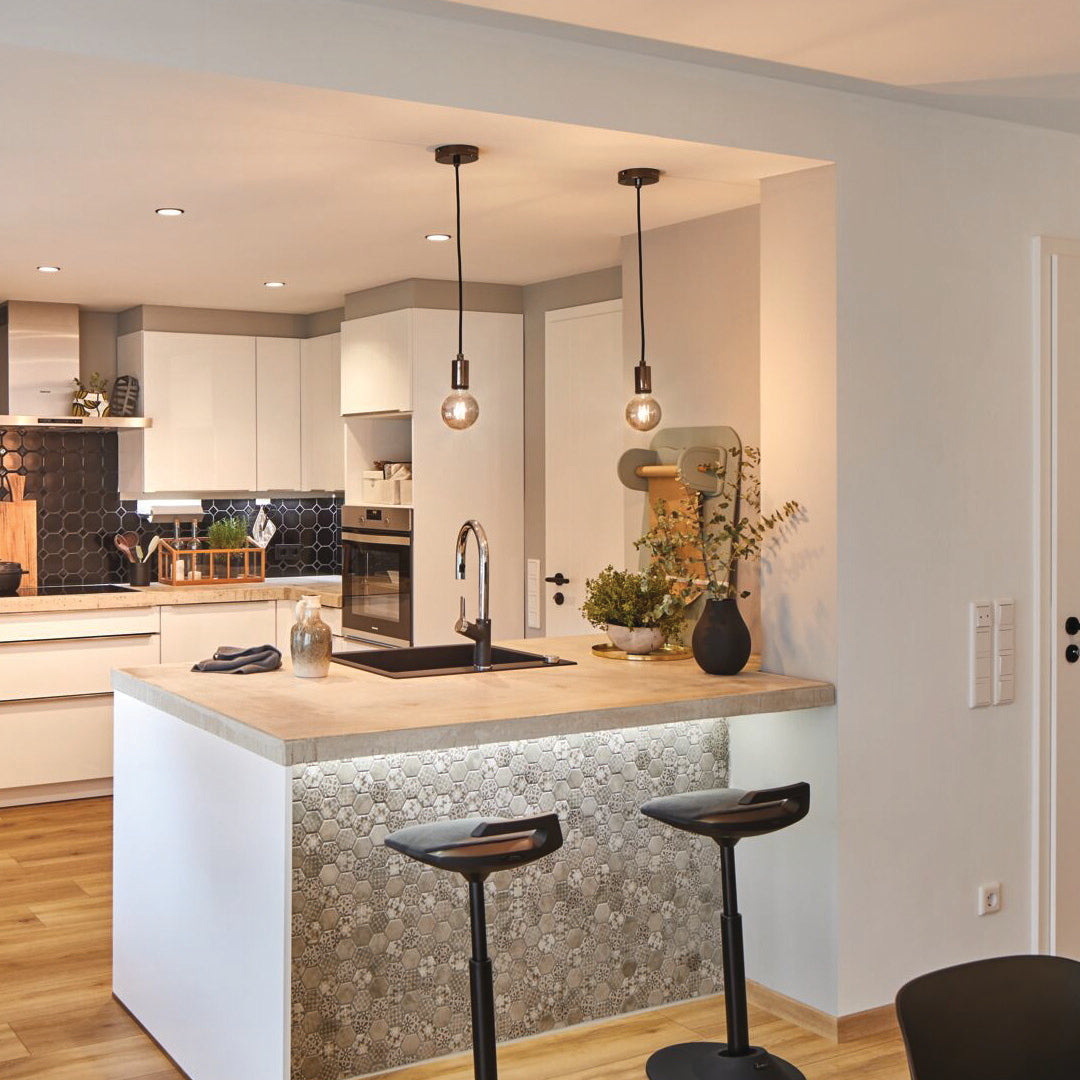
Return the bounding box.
[451,354,470,390]
[634,361,653,394]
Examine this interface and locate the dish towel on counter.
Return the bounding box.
[192,644,282,674]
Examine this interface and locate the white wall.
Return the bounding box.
[735,165,839,1012]
[13,0,1080,1016]
[620,205,761,639]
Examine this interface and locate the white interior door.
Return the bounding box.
[544,300,624,636]
[1051,251,1080,957]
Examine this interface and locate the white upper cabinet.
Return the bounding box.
[300,333,345,492]
[340,309,413,415]
[119,331,257,494]
[255,337,302,491]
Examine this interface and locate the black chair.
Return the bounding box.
[895,954,1080,1080]
[640,782,811,1080]
[385,814,562,1080]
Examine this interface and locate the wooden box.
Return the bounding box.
[157,538,266,586]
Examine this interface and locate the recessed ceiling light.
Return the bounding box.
[263,281,286,288]
[155,207,184,216]
[36,265,61,273]
[425,233,452,242]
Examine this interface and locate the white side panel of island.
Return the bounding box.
[112,693,292,1080]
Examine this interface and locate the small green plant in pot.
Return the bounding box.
[207,515,249,578]
[580,564,684,654]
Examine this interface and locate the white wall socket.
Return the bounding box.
[978,881,1002,916]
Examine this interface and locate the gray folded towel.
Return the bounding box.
[192,644,282,674]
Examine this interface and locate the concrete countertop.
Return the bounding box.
[0,575,342,615]
[112,634,835,766]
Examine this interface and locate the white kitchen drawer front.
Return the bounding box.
[0,606,159,643]
[160,601,277,665]
[0,695,114,789]
[0,632,161,701]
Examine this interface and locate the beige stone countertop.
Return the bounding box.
[111,634,836,766]
[0,576,342,615]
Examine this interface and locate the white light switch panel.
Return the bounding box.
[970,601,993,708]
[993,597,1015,705]
[526,559,541,630]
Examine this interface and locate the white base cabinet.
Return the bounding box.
[0,697,114,791]
[160,601,278,665]
[0,606,161,805]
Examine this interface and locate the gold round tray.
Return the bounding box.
[592,642,693,661]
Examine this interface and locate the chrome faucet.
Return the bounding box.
[454,519,492,671]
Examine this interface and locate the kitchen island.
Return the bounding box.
[111,635,834,1080]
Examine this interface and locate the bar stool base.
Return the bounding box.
[646,1042,806,1080]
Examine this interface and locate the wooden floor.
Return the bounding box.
[0,798,909,1080]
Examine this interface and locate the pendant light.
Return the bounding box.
[619,167,662,432]
[436,144,481,430]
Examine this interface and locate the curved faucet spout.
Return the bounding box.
[454,519,491,670]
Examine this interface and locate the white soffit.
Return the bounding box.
[0,45,822,314]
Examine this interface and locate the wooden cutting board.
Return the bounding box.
[0,474,38,594]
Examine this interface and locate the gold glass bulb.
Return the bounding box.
[625,393,661,431]
[441,389,479,430]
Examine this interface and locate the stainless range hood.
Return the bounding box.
[0,301,149,429]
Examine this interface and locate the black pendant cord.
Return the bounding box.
[455,156,464,358]
[635,177,645,366]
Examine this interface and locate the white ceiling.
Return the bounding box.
[437,0,1080,130]
[0,45,820,314]
[438,0,1080,86]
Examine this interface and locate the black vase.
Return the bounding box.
[691,598,752,676]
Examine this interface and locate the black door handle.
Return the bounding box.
[553,592,565,605]
[1068,616,1080,636]
[545,573,570,586]
[1068,644,1079,664]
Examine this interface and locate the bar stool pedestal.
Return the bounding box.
[642,783,811,1080]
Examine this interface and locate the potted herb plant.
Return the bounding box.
[72,373,110,417]
[208,514,249,578]
[636,446,802,675]
[580,564,684,654]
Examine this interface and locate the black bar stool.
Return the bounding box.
[385,813,563,1080]
[641,782,811,1080]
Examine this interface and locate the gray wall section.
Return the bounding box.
[115,305,345,339]
[343,278,523,318]
[521,266,622,636]
[79,310,119,384]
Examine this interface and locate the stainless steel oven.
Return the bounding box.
[341,505,413,647]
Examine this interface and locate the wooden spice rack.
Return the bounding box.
[157,538,266,586]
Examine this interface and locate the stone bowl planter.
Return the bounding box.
[606,623,665,655]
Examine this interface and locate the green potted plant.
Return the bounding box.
[580,564,684,654]
[636,446,802,674]
[72,373,110,417]
[207,514,249,578]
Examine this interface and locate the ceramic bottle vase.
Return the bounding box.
[291,594,332,678]
[691,597,752,676]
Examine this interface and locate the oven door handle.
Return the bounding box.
[342,531,412,546]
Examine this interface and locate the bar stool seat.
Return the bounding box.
[641,782,810,841]
[385,815,562,878]
[640,783,811,1080]
[386,813,563,1080]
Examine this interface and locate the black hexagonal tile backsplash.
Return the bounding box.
[0,428,341,586]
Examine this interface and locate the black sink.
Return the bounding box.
[332,643,575,679]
